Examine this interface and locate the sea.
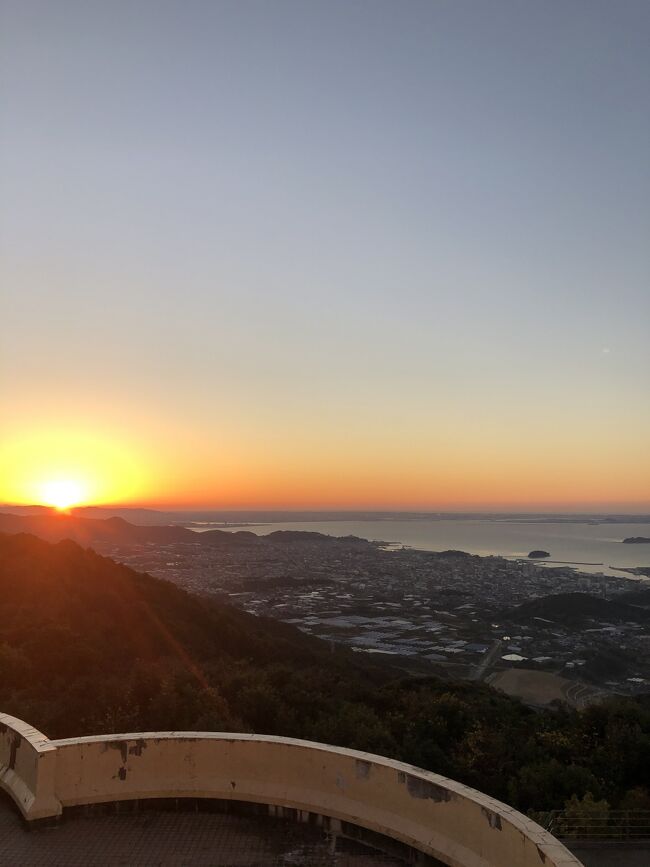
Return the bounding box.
[187,517,650,579]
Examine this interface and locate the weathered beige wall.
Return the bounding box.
[1,716,583,867]
[0,712,59,820]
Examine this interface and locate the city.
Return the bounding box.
[96,530,650,708]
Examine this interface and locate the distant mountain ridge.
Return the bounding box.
[2,505,650,525]
[0,511,211,545]
[0,511,375,551]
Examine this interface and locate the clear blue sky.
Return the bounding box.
[1,1,649,509]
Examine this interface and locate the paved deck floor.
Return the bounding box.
[0,800,408,866]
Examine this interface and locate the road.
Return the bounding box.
[470,639,502,682]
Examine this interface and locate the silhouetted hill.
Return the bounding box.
[0,532,375,736]
[0,511,196,545]
[0,532,328,662]
[0,505,178,524]
[263,530,373,547]
[505,592,650,624]
[73,506,179,524]
[0,512,376,552]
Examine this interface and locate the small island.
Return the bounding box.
[622,537,650,544]
[528,550,550,558]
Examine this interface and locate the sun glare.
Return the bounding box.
[39,479,85,511]
[0,426,153,507]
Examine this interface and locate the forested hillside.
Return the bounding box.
[1,532,649,816]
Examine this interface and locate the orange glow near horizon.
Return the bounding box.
[1,417,649,513]
[0,427,154,509]
[2,4,649,518]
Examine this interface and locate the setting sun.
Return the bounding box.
[39,479,86,511]
[0,426,154,508]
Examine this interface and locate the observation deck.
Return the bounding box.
[0,712,582,866]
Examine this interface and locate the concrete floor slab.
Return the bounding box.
[0,799,408,866]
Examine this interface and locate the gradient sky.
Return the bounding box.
[1,0,649,510]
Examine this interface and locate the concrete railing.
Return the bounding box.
[0,713,60,820]
[0,713,583,867]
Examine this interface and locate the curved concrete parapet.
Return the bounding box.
[0,712,60,821]
[1,716,582,867]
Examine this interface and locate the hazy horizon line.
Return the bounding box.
[3,503,650,517]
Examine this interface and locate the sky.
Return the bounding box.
[1,0,649,511]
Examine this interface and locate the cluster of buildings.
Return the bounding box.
[97,532,650,700]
